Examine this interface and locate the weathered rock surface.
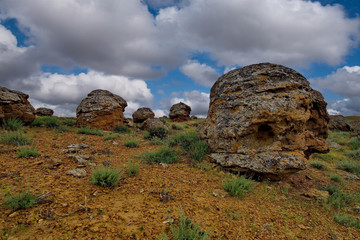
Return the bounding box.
[329,115,352,132]
[0,86,35,123]
[141,118,168,131]
[76,89,127,130]
[35,107,54,116]
[169,102,191,122]
[66,168,87,178]
[199,63,329,179]
[132,107,155,123]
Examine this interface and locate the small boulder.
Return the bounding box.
[66,168,87,178]
[132,107,155,123]
[199,63,329,179]
[329,115,352,132]
[141,118,168,131]
[0,86,35,123]
[169,102,191,122]
[35,107,54,116]
[76,89,127,131]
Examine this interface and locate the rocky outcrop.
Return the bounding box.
[329,115,352,131]
[169,102,191,122]
[141,118,168,131]
[76,89,127,131]
[199,63,329,179]
[0,86,35,123]
[132,107,155,123]
[36,107,54,116]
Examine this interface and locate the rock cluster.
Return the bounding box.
[132,107,154,123]
[169,102,191,122]
[199,63,329,179]
[36,107,54,116]
[76,89,127,130]
[0,86,35,123]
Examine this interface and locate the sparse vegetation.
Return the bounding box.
[349,137,360,150]
[61,117,77,126]
[90,166,122,187]
[104,133,120,141]
[147,127,168,139]
[0,131,31,146]
[310,161,326,170]
[2,118,24,131]
[337,160,360,175]
[114,125,131,134]
[78,127,104,136]
[17,146,39,158]
[124,138,139,148]
[139,147,178,164]
[329,174,342,182]
[171,124,184,130]
[325,185,353,209]
[334,214,360,228]
[126,161,140,177]
[31,116,61,128]
[223,176,257,198]
[3,189,36,210]
[158,209,211,240]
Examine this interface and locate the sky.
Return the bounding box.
[0,0,359,118]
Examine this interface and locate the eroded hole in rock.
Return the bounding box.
[256,124,275,141]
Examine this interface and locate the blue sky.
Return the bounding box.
[0,0,359,117]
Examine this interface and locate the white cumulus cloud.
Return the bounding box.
[180,60,219,87]
[167,90,209,117]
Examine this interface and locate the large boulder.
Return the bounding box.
[199,63,329,179]
[141,118,168,131]
[0,86,35,123]
[76,89,127,130]
[36,107,54,116]
[329,115,353,132]
[132,107,155,123]
[169,102,191,122]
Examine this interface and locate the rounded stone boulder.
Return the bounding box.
[198,63,329,179]
[36,107,54,116]
[0,86,35,123]
[329,115,352,132]
[76,89,127,131]
[169,102,191,122]
[132,107,155,123]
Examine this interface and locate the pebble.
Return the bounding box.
[66,168,87,177]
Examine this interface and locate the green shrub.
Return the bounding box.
[171,124,184,130]
[148,127,168,139]
[325,185,353,209]
[0,131,30,146]
[329,174,342,182]
[53,125,69,133]
[124,138,139,148]
[148,137,166,145]
[344,149,360,160]
[169,131,208,162]
[78,127,104,136]
[337,160,360,175]
[61,117,76,126]
[31,116,61,128]
[139,147,178,164]
[17,146,39,158]
[334,214,360,228]
[158,209,211,240]
[2,118,24,131]
[349,137,360,150]
[90,166,122,187]
[3,190,36,210]
[126,161,140,177]
[104,133,120,141]
[310,161,326,170]
[114,125,131,134]
[223,176,257,198]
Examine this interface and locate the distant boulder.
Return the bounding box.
[0,86,35,123]
[36,107,54,116]
[169,102,191,122]
[76,89,127,130]
[199,63,329,179]
[141,118,168,131]
[132,107,155,123]
[329,115,353,132]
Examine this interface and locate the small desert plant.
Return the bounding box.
[126,161,140,177]
[3,189,36,210]
[31,116,61,128]
[139,147,178,164]
[223,176,257,198]
[337,160,360,175]
[171,124,184,130]
[158,209,211,240]
[2,118,24,131]
[344,149,360,160]
[310,161,326,170]
[0,131,30,146]
[148,137,166,145]
[53,125,68,133]
[124,138,139,148]
[114,125,131,134]
[147,127,168,139]
[325,185,353,209]
[90,166,122,187]
[78,127,104,136]
[349,137,360,150]
[17,146,39,158]
[330,174,342,182]
[61,117,76,126]
[104,133,120,141]
[334,214,360,228]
